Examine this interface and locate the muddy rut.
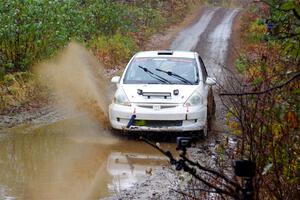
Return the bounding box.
[171,7,239,132]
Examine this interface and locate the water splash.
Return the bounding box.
[35,42,110,127]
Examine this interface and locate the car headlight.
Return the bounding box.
[184,91,203,107]
[113,88,131,106]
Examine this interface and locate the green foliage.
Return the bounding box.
[128,6,163,34]
[256,18,265,25]
[0,0,198,113]
[0,0,164,74]
[280,1,295,10]
[249,21,267,43]
[122,0,196,24]
[267,0,300,58]
[235,54,247,73]
[91,33,137,67]
[0,0,86,73]
[84,0,132,36]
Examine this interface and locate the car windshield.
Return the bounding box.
[123,57,199,85]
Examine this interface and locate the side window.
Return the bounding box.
[198,56,208,82]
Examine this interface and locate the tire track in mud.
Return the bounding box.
[170,7,239,78]
[198,9,239,80]
[171,7,239,135]
[170,8,220,51]
[196,8,239,132]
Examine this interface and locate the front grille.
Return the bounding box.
[137,105,153,109]
[161,105,177,109]
[136,104,178,109]
[134,120,182,127]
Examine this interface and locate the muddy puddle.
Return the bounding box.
[0,114,176,200]
[0,6,241,199]
[0,42,177,200]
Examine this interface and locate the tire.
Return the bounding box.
[110,127,123,135]
[207,87,215,131]
[200,88,215,139]
[200,121,208,138]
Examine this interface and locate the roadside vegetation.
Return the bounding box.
[154,1,299,199]
[223,1,300,198]
[0,0,205,113]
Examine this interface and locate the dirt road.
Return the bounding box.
[0,6,240,200]
[171,7,239,128]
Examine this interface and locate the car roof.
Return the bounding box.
[134,51,197,59]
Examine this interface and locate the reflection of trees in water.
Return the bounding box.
[0,126,67,197]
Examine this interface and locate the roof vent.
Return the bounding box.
[157,50,173,55]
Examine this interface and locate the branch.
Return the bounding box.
[181,155,241,190]
[292,8,300,20]
[140,136,177,164]
[183,166,238,198]
[259,0,300,19]
[186,187,228,194]
[219,72,300,96]
[170,188,228,199]
[170,189,201,200]
[140,137,240,199]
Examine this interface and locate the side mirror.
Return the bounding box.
[111,76,120,83]
[206,77,216,86]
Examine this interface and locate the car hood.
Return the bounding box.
[121,84,199,104]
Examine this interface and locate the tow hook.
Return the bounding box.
[127,114,136,128]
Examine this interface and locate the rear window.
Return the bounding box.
[123,57,199,85]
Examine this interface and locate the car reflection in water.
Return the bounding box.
[0,115,176,200]
[106,152,168,193]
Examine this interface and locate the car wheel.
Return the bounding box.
[110,127,122,135]
[201,121,208,138]
[200,88,215,139]
[207,87,215,131]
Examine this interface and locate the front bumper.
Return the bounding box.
[109,103,207,132]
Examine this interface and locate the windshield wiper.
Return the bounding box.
[138,66,171,84]
[155,68,193,85]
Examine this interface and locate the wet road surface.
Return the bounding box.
[0,6,239,200]
[0,115,174,199]
[170,7,239,79]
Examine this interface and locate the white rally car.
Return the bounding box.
[109,51,215,136]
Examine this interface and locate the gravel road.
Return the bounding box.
[103,6,240,200]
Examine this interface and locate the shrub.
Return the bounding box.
[91,34,137,67]
[0,0,87,73]
[0,72,42,112]
[0,0,166,74]
[223,2,300,199]
[84,0,132,36]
